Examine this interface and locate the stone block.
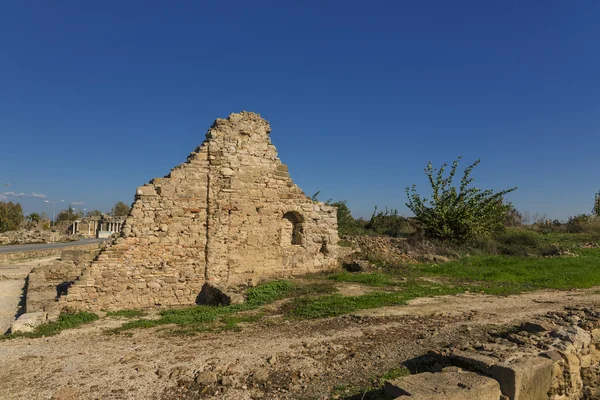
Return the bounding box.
[449,350,554,400]
[11,312,48,333]
[384,371,502,400]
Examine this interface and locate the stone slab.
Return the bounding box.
[384,371,501,400]
[11,311,48,333]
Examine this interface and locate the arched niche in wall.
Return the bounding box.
[281,211,304,246]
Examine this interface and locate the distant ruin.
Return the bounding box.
[62,112,339,311]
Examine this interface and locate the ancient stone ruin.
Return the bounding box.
[62,112,339,311]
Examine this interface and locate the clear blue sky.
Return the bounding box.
[1,0,599,220]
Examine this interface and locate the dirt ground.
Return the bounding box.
[0,257,57,334]
[1,288,600,400]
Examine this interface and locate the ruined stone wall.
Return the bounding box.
[62,112,339,311]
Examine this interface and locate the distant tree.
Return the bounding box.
[56,206,83,223]
[593,190,600,217]
[327,201,368,236]
[0,201,25,232]
[86,209,103,218]
[365,206,415,237]
[27,212,41,223]
[111,201,130,218]
[504,203,524,227]
[406,156,517,242]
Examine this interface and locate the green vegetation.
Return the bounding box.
[330,200,415,238]
[109,280,338,335]
[406,156,517,242]
[56,206,83,223]
[1,312,98,341]
[330,201,370,236]
[106,309,147,318]
[418,248,600,293]
[246,280,295,305]
[287,282,467,319]
[111,201,131,218]
[0,201,24,232]
[86,209,103,218]
[326,271,396,286]
[26,212,41,223]
[365,206,415,237]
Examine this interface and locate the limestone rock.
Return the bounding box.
[195,371,217,386]
[11,312,48,333]
[384,371,501,400]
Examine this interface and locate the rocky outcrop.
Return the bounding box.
[62,112,339,311]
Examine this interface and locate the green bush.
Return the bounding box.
[0,201,24,232]
[365,207,415,237]
[495,229,543,256]
[406,157,517,242]
[328,201,369,236]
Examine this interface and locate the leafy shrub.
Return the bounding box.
[495,229,543,256]
[328,201,370,236]
[566,214,593,233]
[0,201,24,232]
[366,206,415,237]
[406,157,517,242]
[504,203,523,227]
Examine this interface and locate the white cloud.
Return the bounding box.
[0,192,49,201]
[70,201,85,206]
[2,192,25,197]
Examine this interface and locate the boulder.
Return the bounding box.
[11,312,48,333]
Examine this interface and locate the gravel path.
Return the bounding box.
[0,257,57,334]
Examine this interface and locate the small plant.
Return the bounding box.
[1,311,98,340]
[406,156,517,242]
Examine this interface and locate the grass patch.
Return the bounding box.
[327,271,396,286]
[1,312,98,340]
[109,280,303,334]
[106,309,147,318]
[246,280,295,305]
[417,248,600,293]
[287,280,472,319]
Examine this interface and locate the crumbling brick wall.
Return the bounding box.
[62,112,339,311]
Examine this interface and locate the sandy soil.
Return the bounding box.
[0,257,57,334]
[1,287,599,400]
